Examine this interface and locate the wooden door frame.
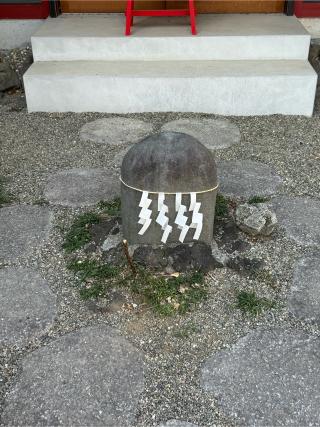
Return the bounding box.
[53,0,293,17]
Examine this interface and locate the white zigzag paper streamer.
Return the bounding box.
[189,192,203,240]
[174,193,190,243]
[156,193,172,243]
[138,191,152,235]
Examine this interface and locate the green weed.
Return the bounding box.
[97,198,121,216]
[215,193,229,218]
[130,269,207,316]
[236,290,276,316]
[62,212,101,253]
[248,196,269,204]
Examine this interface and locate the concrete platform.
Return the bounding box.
[32,14,311,61]
[24,60,317,115]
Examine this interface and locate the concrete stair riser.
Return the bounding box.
[24,60,317,116]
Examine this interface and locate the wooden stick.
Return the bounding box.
[122,239,137,276]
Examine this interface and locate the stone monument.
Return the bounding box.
[121,132,218,245]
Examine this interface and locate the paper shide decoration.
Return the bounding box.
[138,191,203,244]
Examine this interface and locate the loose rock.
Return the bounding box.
[44,168,120,207]
[235,203,277,236]
[161,118,240,150]
[0,62,19,92]
[288,255,320,324]
[2,325,145,426]
[0,267,56,347]
[201,328,320,426]
[132,242,223,273]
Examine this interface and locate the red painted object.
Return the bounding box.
[294,0,320,17]
[125,0,197,36]
[0,0,49,19]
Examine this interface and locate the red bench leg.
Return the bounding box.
[125,0,133,36]
[189,0,197,35]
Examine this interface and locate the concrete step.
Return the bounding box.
[24,59,317,115]
[31,14,311,62]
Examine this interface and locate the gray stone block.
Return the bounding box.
[121,132,217,245]
[44,168,120,207]
[2,325,145,426]
[201,328,320,426]
[0,205,52,262]
[0,267,56,347]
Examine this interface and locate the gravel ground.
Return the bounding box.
[0,64,320,426]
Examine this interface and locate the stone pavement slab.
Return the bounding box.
[271,196,320,246]
[2,325,145,426]
[0,268,56,347]
[201,328,320,426]
[44,168,120,207]
[161,118,240,150]
[0,205,52,262]
[80,117,153,145]
[218,160,282,199]
[289,256,320,324]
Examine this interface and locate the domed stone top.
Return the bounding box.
[121,132,217,193]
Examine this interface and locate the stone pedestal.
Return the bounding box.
[121,132,217,245]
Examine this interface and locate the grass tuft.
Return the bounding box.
[248,195,269,204]
[67,258,119,281]
[62,212,101,253]
[236,290,276,316]
[67,256,207,315]
[215,193,229,218]
[131,269,207,316]
[97,198,121,216]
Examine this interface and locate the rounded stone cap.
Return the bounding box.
[121,132,217,193]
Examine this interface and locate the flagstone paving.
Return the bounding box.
[201,328,320,426]
[1,108,320,426]
[271,196,320,246]
[2,326,145,426]
[288,256,320,324]
[161,118,240,150]
[0,268,57,347]
[80,117,153,146]
[0,205,52,262]
[44,167,120,207]
[218,160,283,199]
